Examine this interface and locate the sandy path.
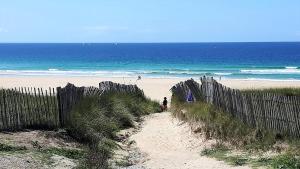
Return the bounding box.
[130,112,249,169]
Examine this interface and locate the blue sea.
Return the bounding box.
[0,43,300,80]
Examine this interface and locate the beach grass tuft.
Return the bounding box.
[171,96,300,168]
[171,99,276,149]
[0,143,27,152]
[201,144,300,168]
[66,92,159,168]
[241,87,300,96]
[40,147,85,160]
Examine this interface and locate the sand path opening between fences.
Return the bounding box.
[129,112,249,169]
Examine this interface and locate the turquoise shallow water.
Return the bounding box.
[0,43,300,80]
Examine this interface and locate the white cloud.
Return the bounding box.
[83,26,128,32]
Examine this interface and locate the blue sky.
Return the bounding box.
[0,0,300,42]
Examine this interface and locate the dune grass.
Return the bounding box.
[0,143,27,152]
[171,96,277,149]
[241,88,300,96]
[171,97,300,168]
[67,92,160,169]
[201,143,300,168]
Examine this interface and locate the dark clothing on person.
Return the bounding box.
[161,97,168,112]
[163,99,168,106]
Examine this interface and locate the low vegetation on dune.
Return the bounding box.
[201,143,300,168]
[171,96,300,169]
[171,98,277,150]
[0,87,159,168]
[0,130,85,168]
[241,88,300,97]
[67,92,160,169]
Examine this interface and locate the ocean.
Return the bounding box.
[0,43,300,80]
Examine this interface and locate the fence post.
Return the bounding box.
[56,87,62,127]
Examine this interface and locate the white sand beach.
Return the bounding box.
[1,76,300,102]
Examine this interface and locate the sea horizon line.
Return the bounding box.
[0,41,300,44]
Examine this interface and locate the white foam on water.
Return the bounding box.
[233,78,300,82]
[0,70,136,77]
[240,68,300,74]
[285,66,298,69]
[48,68,59,71]
[214,72,233,76]
[0,67,299,80]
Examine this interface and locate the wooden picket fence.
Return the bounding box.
[0,83,104,130]
[56,83,103,126]
[56,83,85,127]
[0,87,59,130]
[0,81,144,131]
[99,81,144,96]
[171,77,300,137]
[171,79,203,102]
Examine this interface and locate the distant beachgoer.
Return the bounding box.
[137,75,142,80]
[161,97,168,111]
[186,90,194,103]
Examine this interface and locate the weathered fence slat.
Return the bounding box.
[0,86,60,131]
[172,77,300,137]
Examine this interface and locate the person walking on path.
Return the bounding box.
[161,97,168,111]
